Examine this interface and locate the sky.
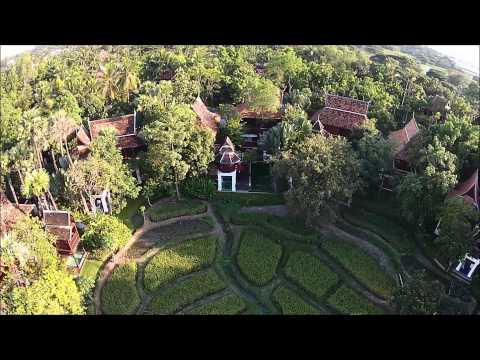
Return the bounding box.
[1,45,479,74]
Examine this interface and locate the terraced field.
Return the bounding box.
[99,195,406,315]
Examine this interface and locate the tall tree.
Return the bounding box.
[144,104,214,200]
[274,133,361,222]
[436,197,480,270]
[240,76,280,114]
[392,270,444,315]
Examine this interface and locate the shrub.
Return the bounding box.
[147,199,207,222]
[149,270,226,314]
[141,218,214,243]
[321,237,396,299]
[81,214,131,261]
[272,286,322,315]
[188,293,246,315]
[144,236,217,291]
[181,176,216,199]
[101,261,140,315]
[327,285,384,315]
[236,230,282,286]
[284,251,339,299]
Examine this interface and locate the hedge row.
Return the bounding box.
[272,286,322,315]
[149,270,226,314]
[147,199,207,222]
[321,237,396,299]
[236,230,282,286]
[327,285,385,315]
[284,251,339,299]
[231,213,319,243]
[101,261,140,315]
[212,192,285,207]
[188,293,246,315]
[144,236,217,292]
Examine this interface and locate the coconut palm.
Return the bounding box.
[49,110,77,167]
[101,62,120,102]
[118,58,140,103]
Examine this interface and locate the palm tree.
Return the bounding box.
[101,62,120,102]
[22,108,49,169]
[22,169,57,210]
[118,58,140,103]
[50,110,77,168]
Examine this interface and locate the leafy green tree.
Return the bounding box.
[261,105,312,155]
[65,130,140,214]
[436,197,480,269]
[144,103,214,200]
[0,217,84,315]
[356,132,393,190]
[22,168,49,198]
[275,134,361,222]
[81,214,131,260]
[266,48,306,101]
[392,270,444,315]
[218,104,245,146]
[239,76,280,113]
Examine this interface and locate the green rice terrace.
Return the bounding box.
[93,192,460,315]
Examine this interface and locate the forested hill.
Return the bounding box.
[354,45,477,78]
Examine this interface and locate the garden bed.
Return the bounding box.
[141,218,214,244]
[327,284,385,315]
[213,192,285,207]
[147,199,207,222]
[272,285,322,315]
[187,293,246,315]
[236,230,282,286]
[284,251,339,299]
[101,261,140,315]
[321,237,396,299]
[144,236,217,291]
[148,269,226,314]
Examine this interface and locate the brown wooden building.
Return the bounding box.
[87,112,146,158]
[388,115,420,173]
[310,94,369,137]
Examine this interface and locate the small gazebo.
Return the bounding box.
[216,137,242,192]
[388,115,420,173]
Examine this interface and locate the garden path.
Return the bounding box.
[238,205,289,217]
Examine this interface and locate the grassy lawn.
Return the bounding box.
[272,285,322,315]
[284,251,339,299]
[149,269,226,314]
[213,192,285,207]
[101,261,140,315]
[187,293,246,315]
[147,199,207,222]
[80,259,103,281]
[322,237,396,299]
[343,208,415,254]
[327,285,385,315]
[144,236,217,292]
[236,230,282,286]
[117,196,146,231]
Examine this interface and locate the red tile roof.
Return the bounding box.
[0,192,34,235]
[43,210,80,255]
[89,114,144,150]
[236,103,283,120]
[448,169,479,209]
[310,107,367,131]
[389,117,420,161]
[325,94,369,115]
[192,97,220,134]
[89,114,136,139]
[76,125,91,146]
[310,94,369,133]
